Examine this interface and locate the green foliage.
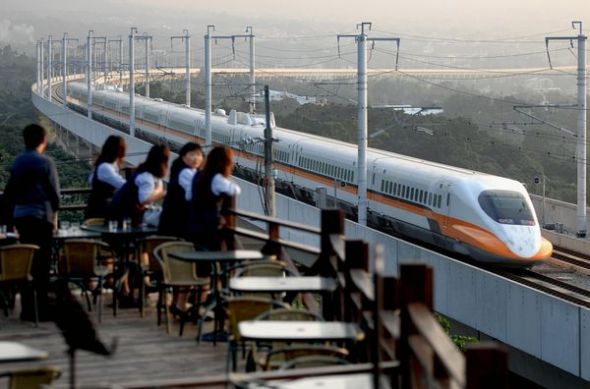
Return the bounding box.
[435,313,478,352]
[0,45,91,192]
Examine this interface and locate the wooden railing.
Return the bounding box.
[218,203,509,388]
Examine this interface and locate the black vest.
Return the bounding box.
[85,164,118,219]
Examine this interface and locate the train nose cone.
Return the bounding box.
[503,225,539,257]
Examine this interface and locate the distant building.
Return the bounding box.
[255,89,326,106]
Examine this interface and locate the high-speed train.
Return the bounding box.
[67,82,553,267]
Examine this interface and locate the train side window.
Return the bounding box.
[419,190,423,203]
[404,186,409,199]
[381,180,385,192]
[410,187,414,200]
[428,192,432,205]
[447,193,450,206]
[437,195,442,208]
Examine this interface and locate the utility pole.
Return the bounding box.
[86,31,106,119]
[36,40,41,94]
[129,27,138,137]
[264,85,275,217]
[62,33,78,108]
[246,26,255,113]
[108,37,123,88]
[223,27,256,113]
[546,22,587,236]
[136,34,152,98]
[39,39,44,95]
[337,22,400,226]
[47,35,53,102]
[204,26,255,147]
[204,24,215,149]
[171,29,191,106]
[86,30,93,118]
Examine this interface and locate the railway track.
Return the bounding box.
[551,246,590,271]
[494,268,590,308]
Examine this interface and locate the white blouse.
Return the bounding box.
[89,162,126,189]
[211,173,241,197]
[135,172,164,204]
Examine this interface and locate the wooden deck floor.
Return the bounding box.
[0,294,228,388]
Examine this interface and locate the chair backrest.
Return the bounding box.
[61,239,111,278]
[226,296,290,342]
[255,308,323,322]
[0,244,39,282]
[265,345,349,371]
[82,218,106,226]
[234,262,288,278]
[278,355,350,371]
[153,241,199,283]
[8,366,60,389]
[137,235,178,273]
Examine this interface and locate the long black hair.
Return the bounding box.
[136,144,170,178]
[95,135,126,166]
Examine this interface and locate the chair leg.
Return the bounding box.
[32,286,38,328]
[164,288,171,335]
[139,268,145,318]
[156,289,163,327]
[97,276,103,324]
[0,291,8,318]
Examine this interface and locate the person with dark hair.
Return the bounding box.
[108,144,169,226]
[106,145,169,308]
[3,124,60,321]
[159,142,204,237]
[187,146,240,250]
[85,135,127,219]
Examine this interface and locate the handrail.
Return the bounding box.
[408,302,466,386]
[230,208,322,235]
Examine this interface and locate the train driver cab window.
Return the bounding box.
[478,190,535,225]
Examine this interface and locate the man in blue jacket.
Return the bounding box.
[4,124,60,321]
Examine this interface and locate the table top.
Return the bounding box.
[54,228,101,240]
[239,321,364,342]
[170,249,264,262]
[229,276,337,293]
[0,341,48,363]
[248,373,372,389]
[0,232,19,240]
[81,224,157,237]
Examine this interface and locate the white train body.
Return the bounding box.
[68,82,552,266]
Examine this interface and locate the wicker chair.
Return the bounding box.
[153,241,210,336]
[0,244,39,326]
[0,366,61,389]
[253,308,325,370]
[225,296,290,372]
[135,235,178,317]
[60,239,114,322]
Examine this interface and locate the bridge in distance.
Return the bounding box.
[149,65,582,80]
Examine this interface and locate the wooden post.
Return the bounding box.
[261,221,282,259]
[343,240,368,322]
[399,264,433,310]
[313,209,344,278]
[465,343,508,389]
[399,264,433,389]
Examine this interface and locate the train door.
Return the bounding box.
[440,181,453,231]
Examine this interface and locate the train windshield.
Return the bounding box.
[478,190,535,226]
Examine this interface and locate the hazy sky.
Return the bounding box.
[2,0,589,52]
[4,0,590,33]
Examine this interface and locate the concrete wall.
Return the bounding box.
[530,193,590,235]
[32,87,153,166]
